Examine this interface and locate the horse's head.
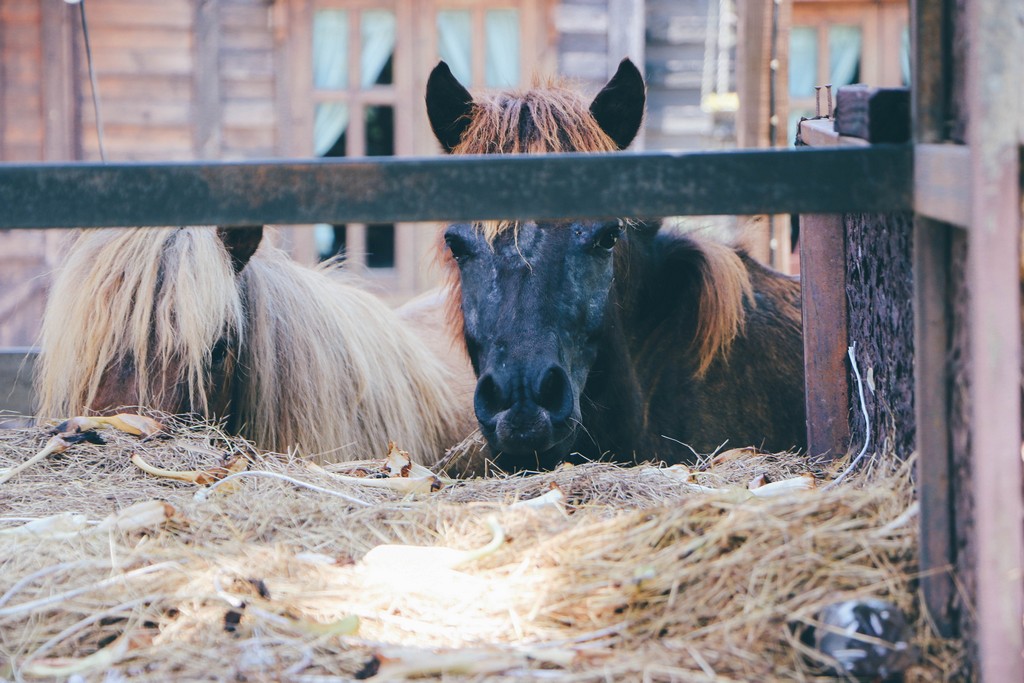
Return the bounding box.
[37,226,263,424]
[426,59,646,468]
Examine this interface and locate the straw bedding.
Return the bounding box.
[0,414,963,681]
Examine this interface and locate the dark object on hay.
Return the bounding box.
[806,599,918,679]
[834,86,911,144]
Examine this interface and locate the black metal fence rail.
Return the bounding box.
[0,146,911,228]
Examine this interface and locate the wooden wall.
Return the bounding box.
[1,0,44,161]
[0,0,68,348]
[0,0,281,348]
[78,0,279,162]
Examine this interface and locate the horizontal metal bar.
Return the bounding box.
[0,147,912,229]
[914,144,970,228]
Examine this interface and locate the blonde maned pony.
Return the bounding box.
[36,226,473,464]
[425,59,806,469]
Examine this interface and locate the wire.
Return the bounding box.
[78,0,107,162]
[822,343,872,491]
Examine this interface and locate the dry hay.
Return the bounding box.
[0,414,963,681]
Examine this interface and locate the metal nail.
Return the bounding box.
[825,84,833,118]
[814,86,822,117]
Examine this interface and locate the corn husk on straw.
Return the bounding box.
[0,413,162,484]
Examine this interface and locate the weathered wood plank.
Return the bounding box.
[194,0,222,159]
[40,0,75,162]
[913,216,957,637]
[910,0,959,642]
[964,0,1024,677]
[91,48,194,77]
[0,147,913,228]
[914,144,970,228]
[85,1,193,29]
[798,118,869,148]
[799,213,850,460]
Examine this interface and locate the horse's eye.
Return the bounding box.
[211,339,230,367]
[593,225,622,252]
[445,234,472,264]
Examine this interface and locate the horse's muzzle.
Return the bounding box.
[474,364,576,462]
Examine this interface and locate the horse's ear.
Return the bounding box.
[217,225,264,273]
[589,58,646,150]
[426,61,475,153]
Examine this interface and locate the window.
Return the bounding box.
[286,0,549,295]
[312,5,398,266]
[438,8,521,87]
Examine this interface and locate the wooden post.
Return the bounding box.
[964,0,1024,677]
[799,212,850,460]
[909,0,958,639]
[194,0,222,160]
[735,0,772,263]
[40,1,76,162]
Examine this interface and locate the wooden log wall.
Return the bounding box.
[0,0,281,348]
[78,0,279,162]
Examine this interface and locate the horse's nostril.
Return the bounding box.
[534,365,573,422]
[474,373,508,419]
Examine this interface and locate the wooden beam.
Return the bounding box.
[193,0,222,159]
[964,0,1024,678]
[910,0,948,143]
[914,144,970,228]
[40,0,75,161]
[913,216,957,637]
[0,147,914,229]
[910,0,959,640]
[799,213,850,460]
[734,0,773,264]
[798,118,868,148]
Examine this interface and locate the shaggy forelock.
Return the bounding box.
[37,228,243,417]
[440,81,621,344]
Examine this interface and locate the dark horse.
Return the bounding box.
[426,59,806,470]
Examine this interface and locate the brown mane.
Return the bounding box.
[439,81,621,346]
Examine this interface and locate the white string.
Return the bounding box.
[822,343,871,491]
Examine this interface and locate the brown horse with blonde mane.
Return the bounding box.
[36,226,477,464]
[426,58,806,470]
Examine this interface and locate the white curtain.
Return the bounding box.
[313,10,350,157]
[485,9,519,87]
[437,10,472,85]
[361,10,396,88]
[828,25,862,87]
[313,10,348,90]
[314,104,349,156]
[788,26,817,98]
[901,26,910,85]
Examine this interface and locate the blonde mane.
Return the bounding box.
[38,227,460,463]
